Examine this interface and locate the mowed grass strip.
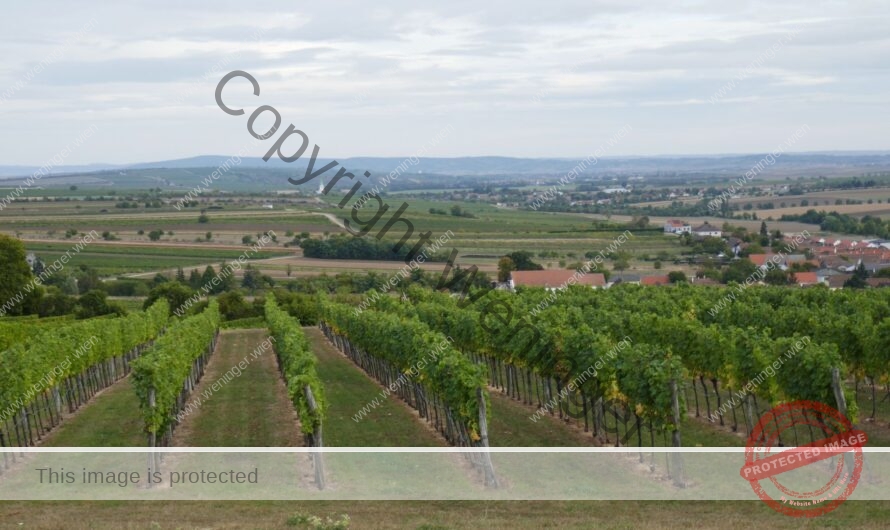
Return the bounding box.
[3,500,890,529]
[487,392,597,447]
[41,378,145,447]
[488,389,746,448]
[174,329,302,447]
[303,327,443,447]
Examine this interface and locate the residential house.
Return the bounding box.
[663,220,691,234]
[790,271,820,287]
[692,222,722,238]
[510,270,606,291]
[748,254,773,269]
[828,274,852,290]
[640,275,670,286]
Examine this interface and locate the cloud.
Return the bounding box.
[0,1,887,164]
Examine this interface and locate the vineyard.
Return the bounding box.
[0,282,888,523]
[339,283,890,448]
[0,301,168,449]
[131,300,221,448]
[265,298,324,445]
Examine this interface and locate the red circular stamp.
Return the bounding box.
[739,400,867,517]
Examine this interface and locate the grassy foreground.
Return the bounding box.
[2,500,889,529]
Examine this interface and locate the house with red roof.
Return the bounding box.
[748,254,771,268]
[510,270,606,291]
[791,271,820,287]
[640,275,670,286]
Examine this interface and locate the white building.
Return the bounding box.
[692,223,722,237]
[664,220,692,234]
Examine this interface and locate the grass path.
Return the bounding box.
[487,392,598,446]
[303,327,444,447]
[3,500,889,529]
[173,328,303,447]
[40,378,144,447]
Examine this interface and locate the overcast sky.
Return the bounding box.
[1,0,888,166]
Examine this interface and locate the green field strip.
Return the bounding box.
[302,327,444,447]
[41,378,144,447]
[486,392,596,447]
[173,329,303,447]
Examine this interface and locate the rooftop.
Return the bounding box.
[511,270,606,288]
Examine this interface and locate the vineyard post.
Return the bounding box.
[148,386,158,486]
[476,388,499,488]
[743,394,755,437]
[831,367,848,419]
[831,367,857,477]
[670,379,686,488]
[304,385,325,490]
[0,430,7,472]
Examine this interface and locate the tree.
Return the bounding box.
[722,259,758,284]
[32,257,45,276]
[668,271,687,283]
[242,235,254,245]
[759,221,769,246]
[148,229,164,241]
[497,256,516,282]
[613,258,629,271]
[188,269,202,288]
[286,264,293,277]
[506,251,544,271]
[0,234,41,316]
[698,236,729,255]
[217,291,252,320]
[205,231,212,241]
[38,288,76,317]
[764,269,789,285]
[740,243,764,257]
[175,267,186,283]
[76,289,123,319]
[844,262,869,289]
[630,216,650,229]
[198,214,209,223]
[450,205,463,217]
[215,262,236,293]
[143,282,195,315]
[653,260,662,270]
[242,266,263,292]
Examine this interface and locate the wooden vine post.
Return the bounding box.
[831,367,858,477]
[831,367,848,419]
[669,379,686,488]
[304,385,326,490]
[477,388,499,488]
[147,387,159,486]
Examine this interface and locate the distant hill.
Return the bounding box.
[120,152,890,175]
[2,151,890,180]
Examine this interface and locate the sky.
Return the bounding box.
[0,0,888,166]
